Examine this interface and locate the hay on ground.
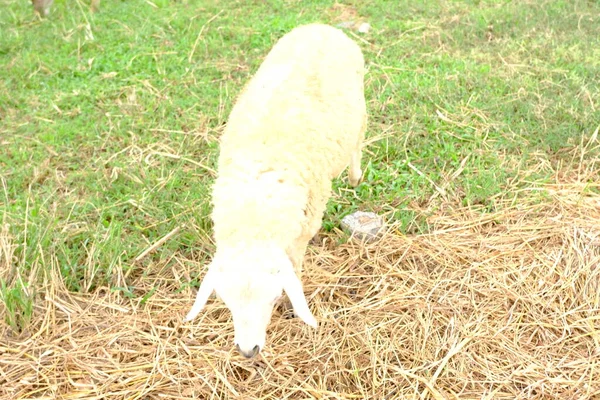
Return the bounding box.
[2,169,600,399]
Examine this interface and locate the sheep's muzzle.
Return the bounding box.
[236,344,260,358]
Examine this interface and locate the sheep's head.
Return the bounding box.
[184,245,317,358]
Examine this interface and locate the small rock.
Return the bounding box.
[341,211,385,243]
[357,23,371,34]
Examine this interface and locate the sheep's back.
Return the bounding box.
[212,24,366,248]
[220,23,365,181]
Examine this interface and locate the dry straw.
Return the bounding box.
[2,141,600,399]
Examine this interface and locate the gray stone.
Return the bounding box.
[340,211,385,243]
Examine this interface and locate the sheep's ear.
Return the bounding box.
[281,263,318,328]
[184,267,216,322]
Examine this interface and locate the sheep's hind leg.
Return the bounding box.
[348,146,363,187]
[349,111,367,187]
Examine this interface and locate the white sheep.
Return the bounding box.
[185,23,367,358]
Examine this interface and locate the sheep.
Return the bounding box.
[184,23,367,358]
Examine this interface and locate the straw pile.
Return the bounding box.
[2,147,600,399]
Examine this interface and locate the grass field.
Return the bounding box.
[1,0,600,398]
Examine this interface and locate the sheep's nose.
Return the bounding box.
[236,344,260,358]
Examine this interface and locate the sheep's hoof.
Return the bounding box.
[348,168,363,187]
[277,297,297,319]
[309,233,321,245]
[348,176,362,187]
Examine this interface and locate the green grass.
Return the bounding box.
[1,0,599,331]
